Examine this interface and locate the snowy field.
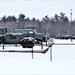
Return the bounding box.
[0,39,75,74]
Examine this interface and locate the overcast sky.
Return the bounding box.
[0,0,75,20]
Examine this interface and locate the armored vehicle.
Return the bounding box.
[0,27,49,47]
[14,28,49,42]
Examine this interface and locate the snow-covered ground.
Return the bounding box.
[0,39,75,74]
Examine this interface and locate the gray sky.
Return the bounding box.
[0,0,75,20]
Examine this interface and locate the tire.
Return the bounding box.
[21,39,34,48]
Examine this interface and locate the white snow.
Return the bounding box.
[0,39,75,74]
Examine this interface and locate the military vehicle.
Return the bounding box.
[14,28,49,42]
[0,27,49,48]
[55,33,75,40]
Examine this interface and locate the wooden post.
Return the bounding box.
[50,46,52,61]
[46,41,47,46]
[32,48,33,59]
[3,43,4,50]
[2,35,5,50]
[15,44,17,47]
[71,38,73,42]
[41,41,43,49]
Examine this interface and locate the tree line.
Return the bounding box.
[0,12,75,37]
